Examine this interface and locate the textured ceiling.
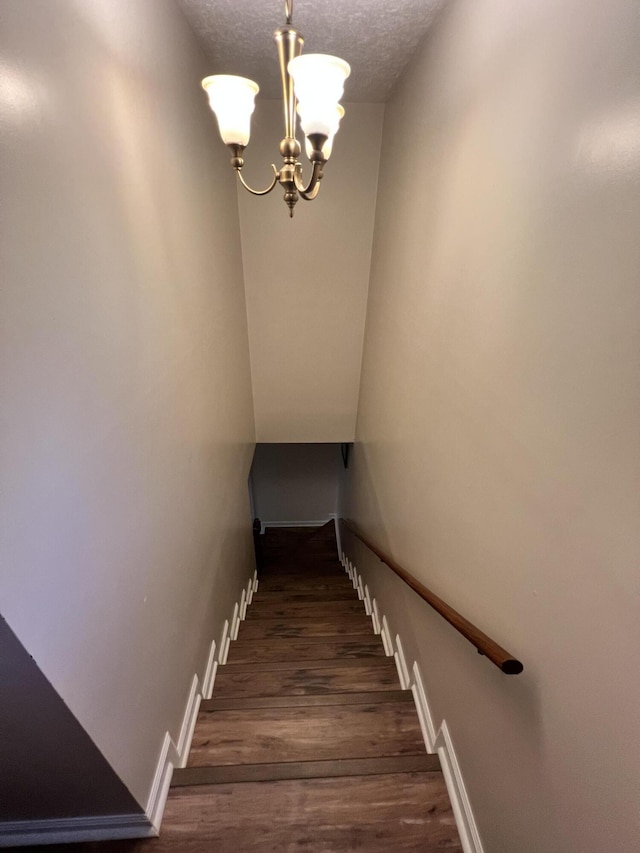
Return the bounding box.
[177,0,446,102]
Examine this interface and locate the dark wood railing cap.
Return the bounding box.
[340,518,523,676]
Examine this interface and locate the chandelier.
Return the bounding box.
[201,1,350,217]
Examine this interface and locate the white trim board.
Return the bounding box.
[330,513,342,558]
[435,722,485,853]
[393,634,410,690]
[363,584,372,616]
[173,675,201,769]
[146,732,173,832]
[338,542,483,853]
[202,641,218,700]
[239,588,248,621]
[230,603,240,642]
[407,661,483,852]
[371,598,382,635]
[380,615,394,657]
[219,620,231,665]
[410,662,436,753]
[147,583,253,830]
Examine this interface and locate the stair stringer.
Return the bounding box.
[337,546,484,853]
[146,568,258,832]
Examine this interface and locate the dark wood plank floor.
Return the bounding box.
[212,659,401,698]
[189,701,425,766]
[228,635,386,662]
[140,772,462,852]
[23,522,462,852]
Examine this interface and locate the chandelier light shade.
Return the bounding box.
[303,104,344,161]
[288,54,350,137]
[200,1,351,216]
[201,75,259,146]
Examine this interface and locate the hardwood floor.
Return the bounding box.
[141,772,461,852]
[24,523,462,852]
[211,660,402,698]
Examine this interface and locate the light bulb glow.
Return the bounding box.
[288,54,350,138]
[201,74,259,146]
[302,104,345,161]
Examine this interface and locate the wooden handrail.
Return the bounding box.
[340,519,523,675]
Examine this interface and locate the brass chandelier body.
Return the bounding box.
[203,1,349,217]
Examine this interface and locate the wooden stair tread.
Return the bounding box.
[245,599,364,619]
[188,702,425,767]
[253,589,357,602]
[255,581,355,594]
[237,615,372,640]
[213,662,401,699]
[222,656,392,672]
[172,753,440,786]
[226,638,386,664]
[202,689,412,710]
[159,773,463,852]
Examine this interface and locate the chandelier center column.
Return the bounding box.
[274,24,304,216]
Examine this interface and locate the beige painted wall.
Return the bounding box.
[344,1,640,851]
[238,100,384,443]
[0,0,255,809]
[251,444,342,524]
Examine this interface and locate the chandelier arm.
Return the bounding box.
[293,160,324,197]
[299,179,322,201]
[285,0,293,25]
[236,164,279,196]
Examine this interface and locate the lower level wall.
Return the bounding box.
[250,444,342,525]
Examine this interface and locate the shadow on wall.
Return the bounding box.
[249,443,345,527]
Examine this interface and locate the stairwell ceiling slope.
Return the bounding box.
[177,0,447,102]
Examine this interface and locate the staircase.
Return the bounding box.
[163,522,463,851]
[33,523,462,852]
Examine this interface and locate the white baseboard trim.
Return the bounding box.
[219,620,230,665]
[252,569,258,594]
[435,721,485,853]
[262,519,330,528]
[239,588,248,620]
[325,542,483,852]
[371,598,381,634]
[202,641,218,700]
[363,584,372,616]
[146,731,173,833]
[330,513,342,558]
[393,634,410,689]
[246,577,254,606]
[410,662,436,753]
[380,615,394,656]
[173,675,201,770]
[0,813,156,847]
[230,603,240,641]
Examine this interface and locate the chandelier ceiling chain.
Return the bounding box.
[201,0,350,217]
